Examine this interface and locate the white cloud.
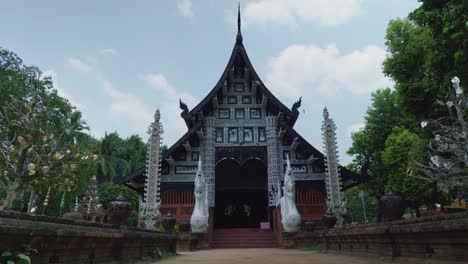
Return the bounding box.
[142,73,197,140]
[347,123,365,137]
[177,0,194,18]
[100,48,118,56]
[85,127,103,140]
[42,70,88,112]
[142,73,177,97]
[266,43,392,98]
[228,0,362,29]
[102,79,153,129]
[67,57,96,73]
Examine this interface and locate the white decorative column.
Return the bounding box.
[203,117,216,207]
[139,109,163,230]
[266,116,280,206]
[322,107,346,226]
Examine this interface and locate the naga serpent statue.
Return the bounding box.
[279,155,301,232]
[190,159,209,233]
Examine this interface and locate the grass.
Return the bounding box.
[302,242,324,252]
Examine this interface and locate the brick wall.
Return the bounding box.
[160,191,194,223]
[0,211,177,264]
[276,211,468,262]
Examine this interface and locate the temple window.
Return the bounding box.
[234,82,244,92]
[235,108,245,119]
[242,96,252,104]
[250,108,261,119]
[218,108,230,119]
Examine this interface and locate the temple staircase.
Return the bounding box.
[212,228,277,248]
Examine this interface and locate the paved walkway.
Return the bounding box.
[157,248,393,264]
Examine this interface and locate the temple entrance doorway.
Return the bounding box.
[214,158,268,228]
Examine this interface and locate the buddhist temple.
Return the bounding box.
[120,6,360,233]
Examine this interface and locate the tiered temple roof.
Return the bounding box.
[119,7,362,192]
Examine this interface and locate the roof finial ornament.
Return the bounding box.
[236,2,243,44]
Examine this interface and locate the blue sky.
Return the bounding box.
[1,0,420,164]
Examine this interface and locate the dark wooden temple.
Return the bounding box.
[119,8,360,230]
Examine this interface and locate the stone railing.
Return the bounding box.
[0,211,178,264]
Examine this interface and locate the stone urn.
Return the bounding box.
[378,188,405,222]
[162,212,177,232]
[322,212,337,228]
[106,193,132,225]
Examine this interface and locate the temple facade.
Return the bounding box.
[120,9,359,232]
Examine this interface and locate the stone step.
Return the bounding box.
[212,228,277,249]
[212,244,277,249]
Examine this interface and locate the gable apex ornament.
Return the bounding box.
[236,2,243,44]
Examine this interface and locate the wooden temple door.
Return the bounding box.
[214,158,268,228]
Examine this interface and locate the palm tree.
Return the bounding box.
[96,132,129,184]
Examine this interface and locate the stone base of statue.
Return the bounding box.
[189,232,210,250]
[279,198,301,233]
[190,215,208,233]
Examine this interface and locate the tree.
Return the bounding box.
[121,135,147,176]
[412,77,468,192]
[382,127,435,213]
[343,186,378,224]
[96,132,128,184]
[348,89,404,197]
[383,1,468,120]
[0,48,88,208]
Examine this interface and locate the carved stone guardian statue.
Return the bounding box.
[191,159,209,233]
[279,156,301,232]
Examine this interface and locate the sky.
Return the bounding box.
[0,0,420,164]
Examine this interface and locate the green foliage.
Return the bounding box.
[343,187,378,224]
[97,182,139,211]
[36,134,98,216]
[349,0,467,212]
[303,242,324,252]
[122,135,147,173]
[96,132,128,184]
[0,185,5,199]
[383,1,468,120]
[1,244,38,264]
[0,48,147,213]
[285,241,298,249]
[348,89,404,197]
[382,127,433,208]
[151,247,176,261]
[0,47,92,208]
[96,132,147,184]
[161,145,168,158]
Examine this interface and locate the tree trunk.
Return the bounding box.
[27,189,35,214]
[5,182,21,209]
